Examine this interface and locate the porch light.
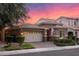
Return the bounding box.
[21,32,24,36]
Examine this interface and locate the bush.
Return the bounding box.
[5,35,25,45]
[5,35,14,44]
[16,36,24,45]
[76,38,79,44]
[72,36,76,40]
[53,39,75,46]
[68,35,76,40]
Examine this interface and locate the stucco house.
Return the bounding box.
[20,18,65,42]
[1,16,79,43]
[21,17,79,42]
[56,16,79,38]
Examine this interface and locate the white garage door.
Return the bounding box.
[24,32,43,42]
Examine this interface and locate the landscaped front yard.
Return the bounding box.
[0,43,34,51]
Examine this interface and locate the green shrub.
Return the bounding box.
[72,36,76,40]
[16,36,24,45]
[53,39,75,46]
[76,38,79,44]
[5,35,24,45]
[68,35,76,40]
[5,35,13,44]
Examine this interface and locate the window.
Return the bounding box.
[60,31,62,37]
[74,21,76,26]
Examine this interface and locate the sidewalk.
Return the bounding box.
[0,45,79,56]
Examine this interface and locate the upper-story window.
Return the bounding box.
[74,20,78,26]
[74,21,76,26]
[68,20,70,26]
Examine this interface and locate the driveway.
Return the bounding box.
[29,41,57,48]
[0,42,6,48]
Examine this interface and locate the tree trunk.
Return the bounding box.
[1,28,5,42]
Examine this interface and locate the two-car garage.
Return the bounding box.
[21,24,44,42]
[22,31,43,42]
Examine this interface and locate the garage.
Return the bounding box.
[23,32,43,42]
[21,24,44,42]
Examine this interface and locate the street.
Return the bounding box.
[8,48,79,56]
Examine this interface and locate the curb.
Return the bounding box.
[0,45,79,56]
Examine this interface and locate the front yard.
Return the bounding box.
[0,43,34,51]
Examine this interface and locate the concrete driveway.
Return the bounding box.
[30,41,57,48]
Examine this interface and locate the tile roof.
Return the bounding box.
[36,18,62,25]
[20,24,45,29]
[56,16,79,20]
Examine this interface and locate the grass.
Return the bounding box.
[3,43,34,51]
[21,43,34,49]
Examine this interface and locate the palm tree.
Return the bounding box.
[0,3,28,41]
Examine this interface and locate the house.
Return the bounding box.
[56,16,79,38]
[22,17,79,42]
[19,18,64,42]
[1,16,79,43]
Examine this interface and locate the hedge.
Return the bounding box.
[53,39,75,46]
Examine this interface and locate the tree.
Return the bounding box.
[0,3,28,41]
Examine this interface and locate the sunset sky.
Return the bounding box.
[25,3,79,24]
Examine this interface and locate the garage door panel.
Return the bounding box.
[24,32,43,42]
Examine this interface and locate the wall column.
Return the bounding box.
[43,28,48,42]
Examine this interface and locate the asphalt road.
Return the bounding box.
[8,48,79,56]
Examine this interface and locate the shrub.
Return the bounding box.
[68,35,76,40]
[53,39,75,46]
[5,35,13,44]
[76,38,79,44]
[16,36,24,45]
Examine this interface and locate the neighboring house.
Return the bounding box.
[56,16,79,38]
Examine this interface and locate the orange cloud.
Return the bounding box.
[25,6,79,24]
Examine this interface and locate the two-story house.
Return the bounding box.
[56,16,79,38]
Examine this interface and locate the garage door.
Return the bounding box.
[23,32,43,42]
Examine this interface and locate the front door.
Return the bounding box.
[47,28,51,41]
